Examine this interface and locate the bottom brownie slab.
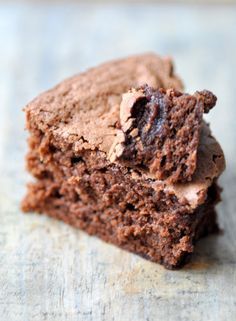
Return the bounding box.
[22,170,220,269]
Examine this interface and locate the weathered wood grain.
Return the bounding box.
[0,3,235,321]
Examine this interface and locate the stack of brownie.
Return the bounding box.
[22,54,225,269]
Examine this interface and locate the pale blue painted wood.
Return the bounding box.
[0,3,235,321]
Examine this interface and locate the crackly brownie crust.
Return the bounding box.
[25,53,183,154]
[109,86,217,183]
[22,53,225,268]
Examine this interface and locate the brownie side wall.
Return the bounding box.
[22,129,220,268]
[25,128,192,213]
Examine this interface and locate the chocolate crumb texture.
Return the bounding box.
[109,85,217,183]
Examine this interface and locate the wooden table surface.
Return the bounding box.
[0,3,236,321]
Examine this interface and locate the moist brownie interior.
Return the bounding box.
[22,53,225,269]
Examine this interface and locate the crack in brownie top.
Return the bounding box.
[25,53,183,154]
[109,85,217,183]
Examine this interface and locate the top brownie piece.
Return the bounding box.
[25,53,183,153]
[25,53,223,190]
[109,85,217,183]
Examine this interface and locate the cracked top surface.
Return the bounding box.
[25,53,183,152]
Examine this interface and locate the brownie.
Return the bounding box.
[22,53,225,269]
[109,86,217,183]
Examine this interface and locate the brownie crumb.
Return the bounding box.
[196,90,217,113]
[109,85,217,183]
